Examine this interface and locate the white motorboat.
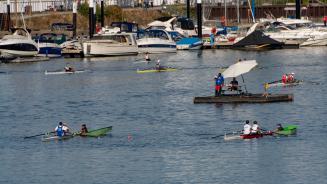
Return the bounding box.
[146,17,197,37]
[35,33,65,57]
[137,29,176,53]
[260,19,327,46]
[82,32,138,57]
[0,28,38,57]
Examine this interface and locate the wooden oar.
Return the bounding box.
[24,131,54,139]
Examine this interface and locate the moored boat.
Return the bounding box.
[76,126,112,137]
[193,93,293,103]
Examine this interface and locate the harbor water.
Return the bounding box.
[0,47,326,183]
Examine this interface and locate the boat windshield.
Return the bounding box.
[92,34,130,43]
[139,30,170,40]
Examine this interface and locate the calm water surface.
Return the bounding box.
[0,48,326,184]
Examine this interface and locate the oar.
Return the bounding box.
[24,132,54,139]
[212,131,242,139]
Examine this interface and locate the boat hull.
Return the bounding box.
[137,68,177,73]
[45,70,85,75]
[83,42,139,57]
[274,125,297,136]
[42,134,73,142]
[268,80,302,87]
[80,126,112,137]
[193,93,293,103]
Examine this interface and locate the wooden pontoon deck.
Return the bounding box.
[193,93,293,103]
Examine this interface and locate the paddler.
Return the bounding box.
[243,120,251,135]
[275,123,284,131]
[282,73,288,83]
[251,121,261,134]
[80,124,88,136]
[214,73,224,96]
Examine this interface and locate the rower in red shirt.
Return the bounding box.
[282,74,287,83]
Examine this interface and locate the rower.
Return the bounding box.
[155,59,161,70]
[80,124,88,136]
[282,74,287,84]
[288,73,295,82]
[64,66,75,72]
[275,123,284,131]
[251,121,261,134]
[55,122,70,136]
[229,77,239,91]
[145,52,151,62]
[214,73,224,96]
[243,120,251,135]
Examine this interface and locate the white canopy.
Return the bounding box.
[222,60,257,78]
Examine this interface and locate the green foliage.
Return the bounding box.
[104,5,123,21]
[78,3,89,17]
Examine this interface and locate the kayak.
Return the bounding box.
[274,125,297,136]
[76,126,112,137]
[267,80,302,88]
[41,133,74,142]
[224,131,273,141]
[45,70,85,75]
[136,67,177,73]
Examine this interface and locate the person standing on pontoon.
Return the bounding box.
[214,73,224,96]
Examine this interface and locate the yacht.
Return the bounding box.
[261,19,327,46]
[137,29,176,53]
[0,28,38,57]
[146,17,197,37]
[82,32,138,57]
[35,33,65,57]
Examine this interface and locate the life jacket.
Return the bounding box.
[216,76,224,85]
[243,124,251,135]
[288,74,294,82]
[56,125,64,137]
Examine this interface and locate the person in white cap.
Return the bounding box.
[288,73,295,83]
[155,59,161,70]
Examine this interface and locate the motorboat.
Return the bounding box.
[260,19,327,46]
[35,33,65,57]
[137,29,176,53]
[0,28,38,57]
[146,17,197,37]
[82,32,139,57]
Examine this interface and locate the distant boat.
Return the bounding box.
[0,28,38,57]
[35,33,65,57]
[82,32,138,57]
[137,29,176,53]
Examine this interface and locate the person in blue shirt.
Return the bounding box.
[215,73,224,96]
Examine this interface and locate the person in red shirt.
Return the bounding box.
[282,74,287,83]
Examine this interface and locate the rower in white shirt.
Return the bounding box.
[251,121,260,134]
[243,120,251,135]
